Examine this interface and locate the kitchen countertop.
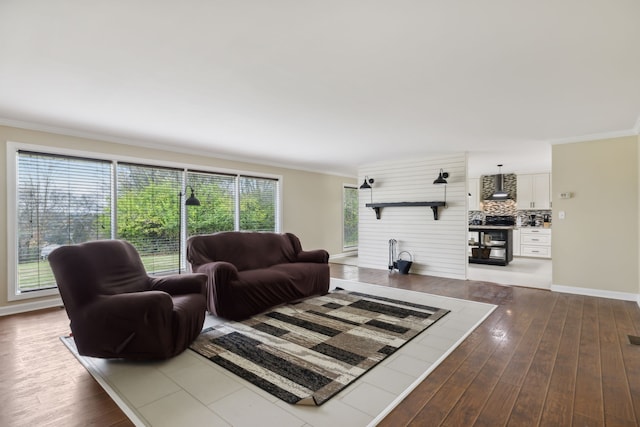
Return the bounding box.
[469,225,552,230]
[469,225,515,230]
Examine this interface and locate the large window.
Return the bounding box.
[16,151,112,293]
[117,163,182,275]
[343,185,358,249]
[186,171,236,235]
[8,144,281,300]
[239,176,278,232]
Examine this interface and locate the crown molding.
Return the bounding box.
[0,117,357,178]
[549,114,640,145]
[549,128,638,145]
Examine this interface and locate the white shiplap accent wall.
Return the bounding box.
[358,154,468,280]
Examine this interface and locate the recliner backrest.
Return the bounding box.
[49,240,150,315]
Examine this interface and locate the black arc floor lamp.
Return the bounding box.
[178,186,200,273]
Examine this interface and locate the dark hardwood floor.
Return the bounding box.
[1,264,639,426]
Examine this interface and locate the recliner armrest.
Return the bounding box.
[74,292,176,358]
[296,249,329,264]
[82,291,174,328]
[150,273,208,296]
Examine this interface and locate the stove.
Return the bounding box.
[484,215,515,226]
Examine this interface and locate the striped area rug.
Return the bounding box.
[189,288,449,406]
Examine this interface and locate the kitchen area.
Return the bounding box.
[467,167,552,289]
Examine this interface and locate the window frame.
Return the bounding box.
[6,141,283,301]
[342,183,359,252]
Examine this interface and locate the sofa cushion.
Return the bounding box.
[188,232,297,271]
[226,264,329,320]
[269,263,330,296]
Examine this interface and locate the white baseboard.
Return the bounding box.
[329,252,358,260]
[0,297,64,317]
[551,284,639,303]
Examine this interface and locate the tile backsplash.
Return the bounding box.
[481,173,517,200]
[483,199,517,216]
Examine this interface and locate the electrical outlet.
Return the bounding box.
[559,211,566,219]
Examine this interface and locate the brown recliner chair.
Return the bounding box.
[49,240,207,360]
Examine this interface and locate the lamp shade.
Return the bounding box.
[360,177,374,189]
[433,169,449,185]
[185,187,200,206]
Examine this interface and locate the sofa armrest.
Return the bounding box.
[195,261,239,282]
[149,273,208,296]
[296,249,329,264]
[194,261,238,315]
[88,291,173,320]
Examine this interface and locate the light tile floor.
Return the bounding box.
[330,255,552,290]
[63,279,496,427]
[467,257,552,289]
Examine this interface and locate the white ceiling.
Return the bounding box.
[1,1,639,178]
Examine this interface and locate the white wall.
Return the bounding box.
[358,154,467,280]
[552,135,639,300]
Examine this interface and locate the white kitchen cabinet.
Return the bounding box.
[520,228,551,258]
[468,178,480,211]
[512,228,521,256]
[517,173,550,209]
[521,245,551,257]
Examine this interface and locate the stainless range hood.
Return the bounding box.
[490,164,509,200]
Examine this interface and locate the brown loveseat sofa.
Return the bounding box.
[186,232,330,320]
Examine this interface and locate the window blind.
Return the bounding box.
[239,176,277,232]
[186,171,236,235]
[17,151,112,292]
[116,163,181,275]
